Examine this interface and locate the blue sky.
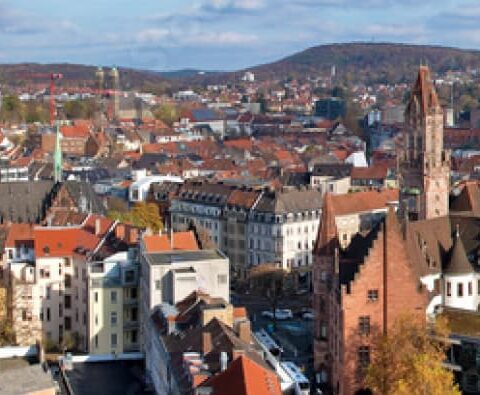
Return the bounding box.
[0,0,479,71]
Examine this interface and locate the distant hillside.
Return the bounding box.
[252,43,480,82]
[2,43,480,92]
[186,43,480,85]
[0,63,172,92]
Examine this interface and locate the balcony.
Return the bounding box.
[123,298,138,306]
[123,320,139,330]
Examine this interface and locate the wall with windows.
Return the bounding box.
[444,273,480,311]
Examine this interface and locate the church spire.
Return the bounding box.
[399,65,450,221]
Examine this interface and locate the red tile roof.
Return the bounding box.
[5,224,34,248]
[351,165,388,180]
[61,124,91,139]
[143,231,199,253]
[82,214,114,238]
[224,139,254,151]
[34,227,102,258]
[199,355,281,395]
[330,188,399,216]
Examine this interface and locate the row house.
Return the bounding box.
[247,188,322,274]
[170,181,323,278]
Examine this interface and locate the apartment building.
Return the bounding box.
[88,250,140,355]
[170,180,323,278]
[2,215,140,353]
[247,188,323,272]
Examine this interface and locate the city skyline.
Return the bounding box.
[1,0,480,71]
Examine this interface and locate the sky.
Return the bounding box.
[1,0,480,71]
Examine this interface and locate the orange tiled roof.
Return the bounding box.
[61,124,91,139]
[351,165,388,180]
[224,139,254,151]
[82,214,114,237]
[330,188,399,216]
[34,227,102,258]
[199,355,281,395]
[143,231,199,253]
[233,307,247,320]
[5,224,34,248]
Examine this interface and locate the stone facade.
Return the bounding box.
[399,66,450,220]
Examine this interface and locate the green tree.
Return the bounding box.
[25,102,49,123]
[153,103,179,126]
[0,95,25,123]
[63,99,97,120]
[366,315,460,395]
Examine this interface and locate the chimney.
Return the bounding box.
[232,349,245,361]
[115,224,125,240]
[236,320,251,344]
[202,331,212,355]
[220,351,228,372]
[95,218,102,236]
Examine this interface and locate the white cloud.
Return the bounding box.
[185,31,258,45]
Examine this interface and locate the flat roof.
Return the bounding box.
[64,360,148,395]
[0,361,55,395]
[145,249,226,265]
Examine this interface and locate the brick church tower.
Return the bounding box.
[399,65,450,220]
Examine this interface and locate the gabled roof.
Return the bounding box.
[199,355,281,395]
[5,224,34,248]
[143,231,199,253]
[330,188,398,216]
[407,66,440,115]
[34,227,102,258]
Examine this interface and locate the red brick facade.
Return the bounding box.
[314,207,428,394]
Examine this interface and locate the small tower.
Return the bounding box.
[399,66,450,220]
[109,67,120,121]
[95,67,105,92]
[54,125,63,183]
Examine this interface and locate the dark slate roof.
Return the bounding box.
[132,153,168,171]
[63,181,106,215]
[0,181,55,223]
[176,182,235,206]
[311,163,353,178]
[279,172,310,187]
[255,189,323,214]
[444,231,475,275]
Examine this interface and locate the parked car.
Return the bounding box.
[302,312,314,320]
[261,309,293,320]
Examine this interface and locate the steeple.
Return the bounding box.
[54,124,63,183]
[444,225,473,275]
[399,66,450,221]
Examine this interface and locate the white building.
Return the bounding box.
[129,175,183,203]
[247,189,323,271]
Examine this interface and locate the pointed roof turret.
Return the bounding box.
[314,193,338,255]
[407,65,441,116]
[444,225,474,275]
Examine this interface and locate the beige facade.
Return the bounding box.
[335,208,391,249]
[310,175,351,195]
[88,251,140,355]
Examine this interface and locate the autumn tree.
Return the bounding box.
[248,264,292,329]
[108,202,164,233]
[153,103,179,126]
[366,315,460,395]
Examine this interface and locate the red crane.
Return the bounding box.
[15,72,63,125]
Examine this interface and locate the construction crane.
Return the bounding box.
[15,72,63,125]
